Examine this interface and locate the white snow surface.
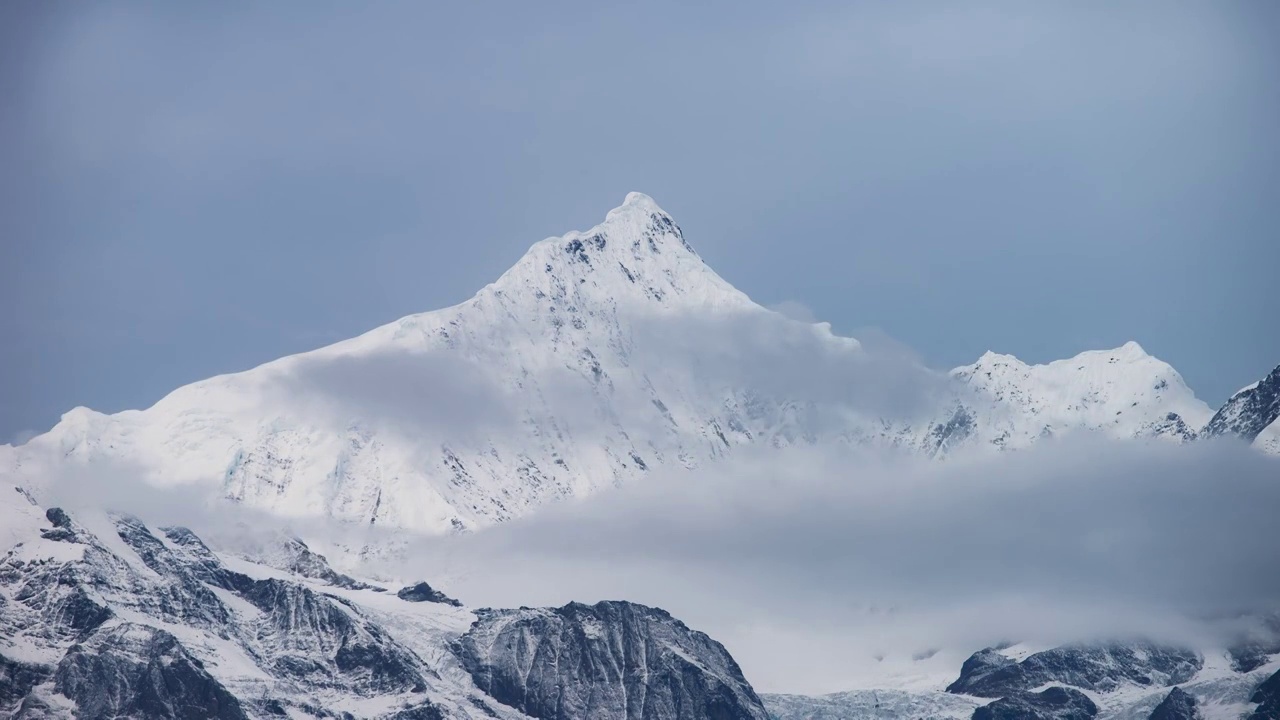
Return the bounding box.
[1255,418,1280,454]
[0,193,1222,534]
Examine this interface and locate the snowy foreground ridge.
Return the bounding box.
[0,492,769,719]
[2,193,1275,536]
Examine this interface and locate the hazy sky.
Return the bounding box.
[3,1,1278,441]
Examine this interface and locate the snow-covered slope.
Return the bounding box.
[935,342,1211,453]
[0,490,769,719]
[0,194,1224,535]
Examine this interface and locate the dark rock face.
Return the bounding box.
[948,643,1202,697]
[53,623,248,720]
[2,506,771,719]
[276,536,379,590]
[1251,667,1280,720]
[455,600,770,720]
[3,509,450,718]
[972,687,1099,720]
[926,405,976,456]
[1202,364,1280,442]
[158,526,256,593]
[242,577,429,694]
[1149,412,1197,442]
[0,653,50,710]
[1228,616,1280,674]
[1149,687,1201,720]
[397,581,462,607]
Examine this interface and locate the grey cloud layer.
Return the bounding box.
[401,439,1280,691]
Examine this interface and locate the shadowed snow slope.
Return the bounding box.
[0,194,1247,535]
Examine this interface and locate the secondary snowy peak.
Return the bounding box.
[949,341,1213,447]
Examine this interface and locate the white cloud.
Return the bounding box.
[768,299,817,323]
[388,438,1280,693]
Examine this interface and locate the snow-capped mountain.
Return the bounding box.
[0,490,769,719]
[0,193,1247,536]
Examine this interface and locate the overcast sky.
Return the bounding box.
[3,1,1278,441]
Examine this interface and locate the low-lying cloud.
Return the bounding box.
[263,307,948,458]
[387,437,1280,692]
[27,430,1280,694]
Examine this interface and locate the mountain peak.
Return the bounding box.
[614,190,664,214]
[1115,340,1147,357]
[487,193,751,313]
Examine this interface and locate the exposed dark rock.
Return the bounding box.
[53,623,248,720]
[39,508,85,543]
[455,600,769,719]
[43,508,71,529]
[1148,412,1197,442]
[1202,364,1280,442]
[948,643,1201,697]
[159,526,257,593]
[397,581,462,607]
[243,577,427,694]
[926,405,976,456]
[1149,687,1201,720]
[11,693,57,719]
[10,560,114,638]
[110,514,235,630]
[1251,667,1280,720]
[1228,614,1280,673]
[277,536,379,590]
[0,653,50,710]
[972,687,1098,720]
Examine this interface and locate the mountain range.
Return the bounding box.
[2,193,1278,719]
[2,193,1274,537]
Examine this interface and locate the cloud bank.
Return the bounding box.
[388,438,1280,692]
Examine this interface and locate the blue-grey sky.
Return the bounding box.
[3,1,1278,442]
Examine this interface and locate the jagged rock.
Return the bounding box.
[1149,687,1201,720]
[397,581,462,607]
[1202,365,1280,443]
[243,577,428,694]
[38,508,83,543]
[274,536,379,590]
[455,600,770,719]
[1251,667,1280,720]
[948,643,1201,697]
[159,526,256,593]
[1227,615,1280,673]
[52,623,248,719]
[0,653,50,710]
[972,687,1098,720]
